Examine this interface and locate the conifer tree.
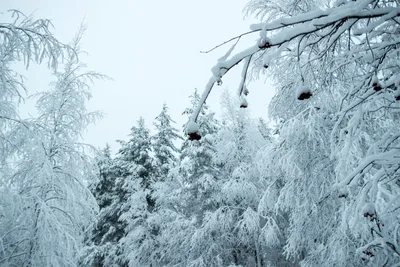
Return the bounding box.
[117,117,154,205]
[152,103,182,179]
[91,144,114,208]
[152,89,220,267]
[124,105,183,266]
[80,145,128,267]
[83,118,156,267]
[116,118,158,266]
[177,89,220,220]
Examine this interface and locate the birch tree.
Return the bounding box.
[1,27,104,266]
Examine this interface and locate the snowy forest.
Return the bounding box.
[1,0,400,266]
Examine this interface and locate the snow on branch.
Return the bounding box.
[189,44,259,124]
[334,150,400,188]
[0,10,70,69]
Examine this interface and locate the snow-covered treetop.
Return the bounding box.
[118,117,152,164]
[154,103,181,142]
[153,103,182,176]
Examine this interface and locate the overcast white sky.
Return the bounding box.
[3,0,274,153]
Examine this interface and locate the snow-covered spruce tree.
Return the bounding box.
[79,145,126,267]
[122,104,182,267]
[150,89,220,267]
[82,119,155,267]
[115,117,159,267]
[91,144,115,209]
[152,103,182,179]
[0,28,103,266]
[178,88,220,226]
[117,117,154,209]
[187,0,400,266]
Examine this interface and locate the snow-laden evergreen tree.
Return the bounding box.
[121,176,160,267]
[149,89,220,267]
[115,117,159,266]
[177,88,220,227]
[79,145,127,267]
[123,104,182,267]
[91,144,114,209]
[0,28,103,266]
[152,103,182,179]
[84,118,155,267]
[117,117,154,208]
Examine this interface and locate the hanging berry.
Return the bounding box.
[243,86,249,96]
[371,75,382,91]
[258,37,271,49]
[216,76,223,86]
[263,52,272,69]
[394,89,400,101]
[362,203,376,222]
[186,121,201,141]
[394,79,400,100]
[337,187,349,198]
[240,97,248,108]
[188,132,201,141]
[296,85,313,100]
[361,250,374,262]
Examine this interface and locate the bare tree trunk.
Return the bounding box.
[26,201,40,267]
[255,238,262,267]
